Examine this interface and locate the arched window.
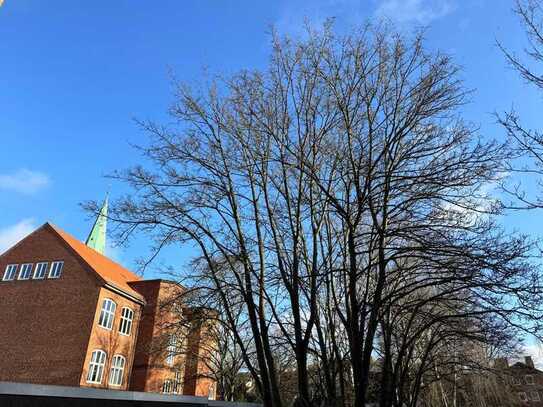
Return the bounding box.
[119,307,134,336]
[98,299,116,329]
[108,355,126,386]
[86,350,107,384]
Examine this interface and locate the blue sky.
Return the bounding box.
[1,0,542,279]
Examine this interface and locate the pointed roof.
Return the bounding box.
[48,223,144,303]
[85,195,108,254]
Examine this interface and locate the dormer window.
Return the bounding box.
[33,262,48,279]
[18,263,33,280]
[2,264,18,281]
[48,261,64,279]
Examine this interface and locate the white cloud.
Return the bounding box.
[0,219,37,254]
[0,169,50,195]
[274,0,456,39]
[375,0,456,25]
[522,343,543,369]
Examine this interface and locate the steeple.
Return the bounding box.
[85,194,108,254]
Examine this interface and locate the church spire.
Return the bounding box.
[86,194,108,254]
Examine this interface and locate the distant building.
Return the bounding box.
[0,198,216,398]
[497,356,543,405]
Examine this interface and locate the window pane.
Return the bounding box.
[119,308,133,335]
[87,350,107,384]
[109,355,125,386]
[98,299,116,329]
[18,263,33,280]
[33,262,48,279]
[49,261,64,278]
[2,264,18,281]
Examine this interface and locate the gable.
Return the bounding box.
[0,223,144,304]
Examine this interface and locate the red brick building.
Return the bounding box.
[0,212,216,398]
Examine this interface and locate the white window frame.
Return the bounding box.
[98,298,117,330]
[519,392,528,402]
[18,263,33,280]
[86,350,107,384]
[2,264,18,281]
[33,262,48,279]
[48,261,64,279]
[173,370,183,394]
[526,374,535,385]
[166,334,177,366]
[162,379,173,394]
[531,391,540,401]
[108,355,126,386]
[119,307,134,336]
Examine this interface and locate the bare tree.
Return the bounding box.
[498,0,543,207]
[92,23,543,407]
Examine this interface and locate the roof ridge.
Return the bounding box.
[48,222,138,274]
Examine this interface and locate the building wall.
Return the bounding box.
[79,287,142,390]
[182,310,217,399]
[0,225,101,386]
[507,362,543,405]
[129,280,201,395]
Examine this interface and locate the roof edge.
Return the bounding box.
[0,222,49,259]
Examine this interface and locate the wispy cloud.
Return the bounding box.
[274,0,456,39]
[275,0,365,37]
[374,0,456,25]
[0,169,50,195]
[0,219,37,254]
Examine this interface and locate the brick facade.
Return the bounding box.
[79,287,142,390]
[0,225,101,386]
[0,223,216,399]
[501,357,543,405]
[128,280,215,398]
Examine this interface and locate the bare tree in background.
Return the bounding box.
[91,22,543,407]
[498,0,543,207]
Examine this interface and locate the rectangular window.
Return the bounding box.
[519,392,528,402]
[119,307,134,336]
[18,263,33,280]
[48,261,64,279]
[2,264,18,281]
[162,379,173,394]
[532,391,540,401]
[166,335,177,366]
[174,371,183,395]
[526,375,535,385]
[33,262,48,279]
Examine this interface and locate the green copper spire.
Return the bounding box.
[86,194,108,254]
